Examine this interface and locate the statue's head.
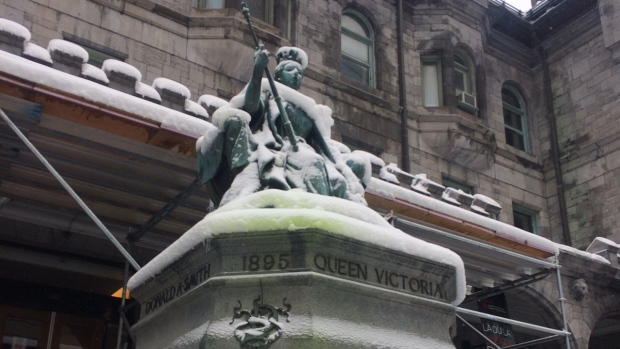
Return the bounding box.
[274,47,308,90]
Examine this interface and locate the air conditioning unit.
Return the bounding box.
[456,92,478,114]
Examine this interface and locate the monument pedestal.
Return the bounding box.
[128,191,464,349]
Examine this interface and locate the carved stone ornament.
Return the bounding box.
[569,278,588,301]
[230,296,291,348]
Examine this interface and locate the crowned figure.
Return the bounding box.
[197,46,370,207]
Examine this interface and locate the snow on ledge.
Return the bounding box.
[0,50,214,138]
[0,18,31,41]
[102,59,142,82]
[153,77,191,99]
[198,94,228,109]
[23,42,52,63]
[367,178,559,256]
[184,99,209,119]
[557,243,610,264]
[135,82,161,101]
[82,63,109,84]
[128,189,467,305]
[48,39,89,62]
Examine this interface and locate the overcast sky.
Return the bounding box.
[505,0,533,11]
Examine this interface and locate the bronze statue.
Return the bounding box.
[197,6,369,208]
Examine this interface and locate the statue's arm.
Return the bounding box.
[244,47,270,114]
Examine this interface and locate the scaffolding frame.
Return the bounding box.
[2,106,572,348]
[395,218,571,349]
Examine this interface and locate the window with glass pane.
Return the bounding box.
[502,87,529,152]
[197,0,224,9]
[442,177,473,194]
[454,53,472,95]
[340,11,374,87]
[513,204,538,234]
[422,56,442,107]
[221,1,274,23]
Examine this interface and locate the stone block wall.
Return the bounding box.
[543,6,620,249]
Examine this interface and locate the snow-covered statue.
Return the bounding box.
[197,46,370,207]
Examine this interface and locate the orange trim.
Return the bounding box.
[0,72,198,157]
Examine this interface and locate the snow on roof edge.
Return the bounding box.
[557,243,611,264]
[0,50,214,138]
[128,190,467,305]
[367,178,559,257]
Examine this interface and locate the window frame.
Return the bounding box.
[421,55,443,107]
[502,85,530,152]
[198,1,275,25]
[197,0,225,9]
[442,176,474,195]
[453,49,478,115]
[512,203,539,235]
[454,50,475,96]
[340,9,375,88]
[62,33,127,68]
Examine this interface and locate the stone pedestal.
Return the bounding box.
[129,191,464,349]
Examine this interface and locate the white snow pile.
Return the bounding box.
[473,193,501,209]
[210,106,251,129]
[135,81,161,101]
[0,50,214,138]
[367,178,559,256]
[102,59,142,82]
[82,63,109,84]
[586,236,619,253]
[379,163,401,184]
[184,99,209,119]
[198,94,228,110]
[442,187,465,206]
[411,173,441,196]
[48,39,88,62]
[0,18,31,41]
[557,243,610,264]
[23,42,52,63]
[161,111,214,137]
[276,46,308,69]
[128,189,467,305]
[153,77,191,99]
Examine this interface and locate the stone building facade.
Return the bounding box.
[1,0,619,348]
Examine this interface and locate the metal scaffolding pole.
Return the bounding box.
[395,217,572,348]
[457,308,571,337]
[555,259,572,349]
[456,314,501,349]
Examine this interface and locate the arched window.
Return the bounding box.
[502,86,529,152]
[340,10,375,87]
[454,50,477,114]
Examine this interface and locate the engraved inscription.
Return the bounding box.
[241,254,290,271]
